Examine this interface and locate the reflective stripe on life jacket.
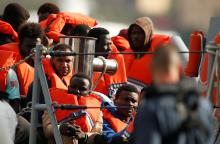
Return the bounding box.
[42,58,72,90]
[102,108,127,133]
[0,50,18,92]
[0,20,18,42]
[50,88,102,132]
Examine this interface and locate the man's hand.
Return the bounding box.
[59,123,87,143]
[59,122,76,137]
[72,124,86,140]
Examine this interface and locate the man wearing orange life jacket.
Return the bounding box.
[44,44,74,89]
[113,17,171,85]
[101,84,139,144]
[0,22,48,97]
[27,43,73,98]
[87,27,128,98]
[42,73,103,144]
[0,3,29,45]
[26,44,73,123]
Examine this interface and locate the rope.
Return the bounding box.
[47,50,207,57]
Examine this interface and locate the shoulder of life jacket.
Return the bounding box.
[0,20,18,42]
[102,108,128,133]
[50,88,102,132]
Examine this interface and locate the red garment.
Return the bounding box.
[0,50,18,92]
[50,88,101,132]
[39,14,57,30]
[102,108,127,133]
[185,31,204,77]
[0,42,21,59]
[46,12,98,42]
[123,34,171,85]
[42,58,72,90]
[0,20,18,42]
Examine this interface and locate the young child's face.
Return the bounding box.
[68,77,90,96]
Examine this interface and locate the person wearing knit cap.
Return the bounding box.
[122,17,171,85]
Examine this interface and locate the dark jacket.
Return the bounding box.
[133,84,214,144]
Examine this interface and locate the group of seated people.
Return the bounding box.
[0,2,216,144]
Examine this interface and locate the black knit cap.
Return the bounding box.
[3,3,30,31]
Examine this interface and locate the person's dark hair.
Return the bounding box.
[87,27,109,43]
[53,43,72,51]
[70,24,91,36]
[70,73,92,88]
[115,84,139,99]
[52,44,72,58]
[37,2,60,15]
[3,3,29,32]
[18,22,48,47]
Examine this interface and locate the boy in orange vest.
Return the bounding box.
[102,84,139,143]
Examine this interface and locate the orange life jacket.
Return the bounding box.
[16,62,34,97]
[120,118,134,139]
[93,44,127,96]
[0,20,18,42]
[112,36,130,52]
[185,31,204,77]
[39,14,57,31]
[50,88,102,132]
[0,42,21,59]
[42,58,72,90]
[0,50,18,92]
[46,12,98,42]
[0,42,34,96]
[123,34,171,85]
[102,108,127,133]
